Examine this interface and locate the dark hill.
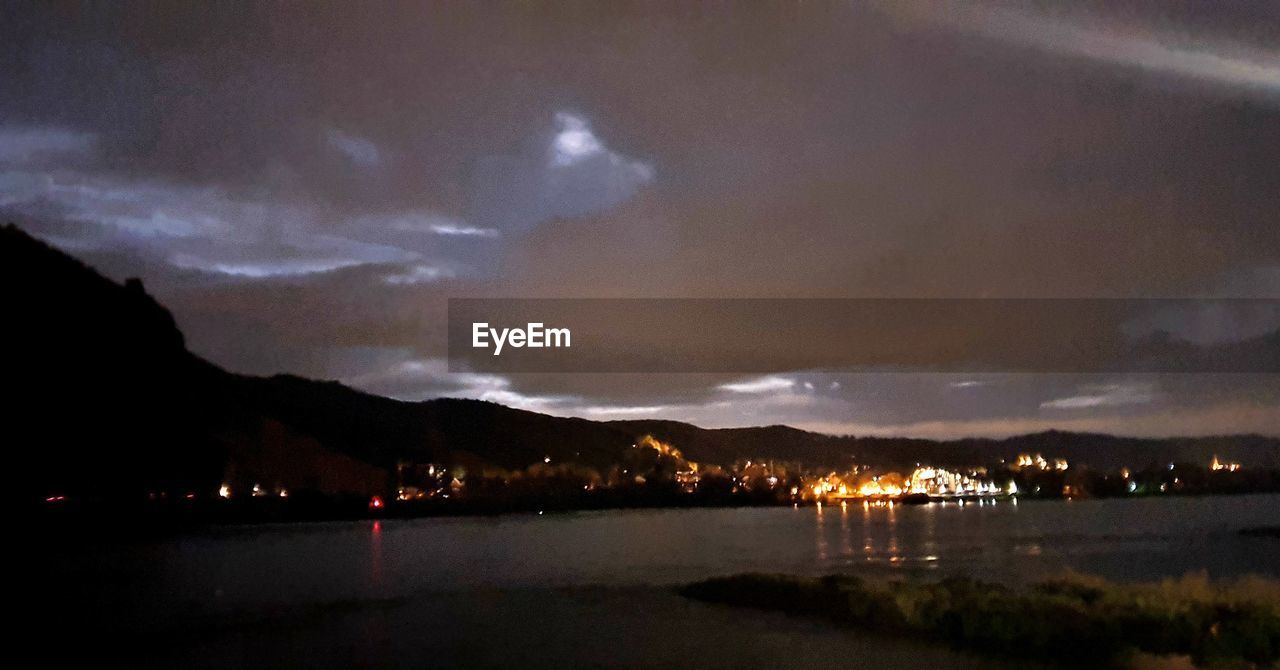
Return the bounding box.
[3,223,1277,503]
[611,422,1280,471]
[3,224,228,502]
[234,375,641,471]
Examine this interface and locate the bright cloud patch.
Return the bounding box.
[883,1,1280,94]
[326,128,382,167]
[468,111,654,233]
[429,223,499,238]
[0,144,453,280]
[581,405,672,417]
[1040,383,1157,410]
[170,255,364,278]
[549,112,606,167]
[167,232,419,278]
[382,263,454,285]
[345,357,570,412]
[371,213,497,238]
[718,375,796,394]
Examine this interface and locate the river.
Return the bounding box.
[42,494,1279,668]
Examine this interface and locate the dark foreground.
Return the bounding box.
[682,573,1280,668]
[34,497,1280,668]
[45,587,1011,670]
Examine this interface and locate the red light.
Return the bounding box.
[369,496,384,510]
[45,495,66,503]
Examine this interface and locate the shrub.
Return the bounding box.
[680,572,1280,668]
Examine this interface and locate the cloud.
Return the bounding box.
[581,404,672,417]
[0,171,54,206]
[1123,300,1280,346]
[467,111,654,233]
[346,357,509,399]
[345,357,571,412]
[325,128,382,167]
[4,5,1278,440]
[170,254,367,278]
[163,231,421,279]
[717,375,796,394]
[0,127,96,166]
[1211,265,1280,298]
[381,263,454,285]
[543,111,655,215]
[428,223,499,238]
[882,1,1280,95]
[1,164,456,280]
[366,213,496,238]
[1040,383,1157,410]
[4,170,263,241]
[549,112,606,167]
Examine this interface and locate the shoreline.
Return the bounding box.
[33,489,1280,541]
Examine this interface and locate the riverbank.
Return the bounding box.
[681,572,1280,668]
[36,499,1280,667]
[32,487,1280,540]
[48,586,1020,670]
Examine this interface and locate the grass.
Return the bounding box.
[679,572,1280,668]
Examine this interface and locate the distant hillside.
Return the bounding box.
[611,421,1280,471]
[3,223,1277,503]
[232,375,642,471]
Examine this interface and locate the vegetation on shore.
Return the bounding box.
[680,572,1280,668]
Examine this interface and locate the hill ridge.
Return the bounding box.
[3,222,1277,502]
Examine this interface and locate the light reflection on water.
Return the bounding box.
[369,520,384,587]
[47,494,1280,620]
[834,499,1036,571]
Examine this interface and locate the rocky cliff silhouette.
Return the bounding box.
[3,223,1277,505]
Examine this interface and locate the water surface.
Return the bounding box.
[44,495,1279,668]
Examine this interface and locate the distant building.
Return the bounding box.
[1210,455,1241,472]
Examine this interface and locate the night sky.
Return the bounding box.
[3,1,1279,437]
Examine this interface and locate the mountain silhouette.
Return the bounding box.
[3,223,1277,504]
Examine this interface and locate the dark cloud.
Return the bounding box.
[2,1,1278,437]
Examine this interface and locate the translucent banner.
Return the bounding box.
[448,298,1280,373]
